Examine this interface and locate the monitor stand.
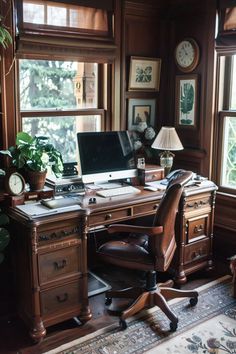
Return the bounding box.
[94,181,123,189]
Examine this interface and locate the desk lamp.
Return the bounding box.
[151,126,183,176]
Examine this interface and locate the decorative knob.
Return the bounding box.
[194,224,203,233]
[105,213,112,220]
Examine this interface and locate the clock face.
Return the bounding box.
[175,39,199,72]
[8,173,25,195]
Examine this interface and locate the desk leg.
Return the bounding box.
[30,317,46,343]
[174,271,187,285]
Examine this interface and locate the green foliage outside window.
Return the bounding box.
[223,117,236,188]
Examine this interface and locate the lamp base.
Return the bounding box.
[159,151,175,177]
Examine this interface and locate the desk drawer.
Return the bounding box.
[40,280,82,316]
[89,208,131,226]
[38,245,82,285]
[133,201,159,216]
[38,224,81,244]
[185,195,211,213]
[184,239,210,264]
[187,215,209,243]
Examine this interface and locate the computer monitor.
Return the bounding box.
[77,131,137,184]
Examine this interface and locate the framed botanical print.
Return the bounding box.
[128,57,161,91]
[175,75,198,127]
[128,98,156,130]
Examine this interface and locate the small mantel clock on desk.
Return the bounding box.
[0,170,54,207]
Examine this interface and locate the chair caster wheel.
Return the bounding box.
[119,318,127,330]
[190,297,198,306]
[170,321,178,332]
[105,297,112,306]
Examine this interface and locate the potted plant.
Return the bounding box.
[0,15,12,49]
[0,132,64,190]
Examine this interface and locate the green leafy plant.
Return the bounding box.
[0,132,64,177]
[0,16,12,49]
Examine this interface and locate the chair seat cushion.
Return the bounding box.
[97,235,154,270]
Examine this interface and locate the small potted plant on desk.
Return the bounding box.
[0,132,64,191]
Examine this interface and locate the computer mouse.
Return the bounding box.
[143,186,158,192]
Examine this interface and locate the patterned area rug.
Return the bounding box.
[46,276,236,354]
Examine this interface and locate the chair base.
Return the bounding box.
[105,280,198,331]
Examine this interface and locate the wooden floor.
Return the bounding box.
[0,260,231,354]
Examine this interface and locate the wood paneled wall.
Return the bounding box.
[166,0,217,177]
[0,0,234,266]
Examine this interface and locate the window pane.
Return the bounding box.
[23,2,44,24]
[221,116,236,188]
[23,1,108,32]
[19,60,98,110]
[230,55,236,109]
[22,116,102,163]
[224,7,236,31]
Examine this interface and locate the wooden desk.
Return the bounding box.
[83,181,217,284]
[7,180,217,342]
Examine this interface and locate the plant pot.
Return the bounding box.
[26,170,47,191]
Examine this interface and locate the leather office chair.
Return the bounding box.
[97,170,198,331]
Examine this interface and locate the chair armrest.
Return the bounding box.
[107,224,163,235]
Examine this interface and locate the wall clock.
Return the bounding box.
[175,38,200,73]
[4,171,26,196]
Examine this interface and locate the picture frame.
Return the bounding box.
[128,98,156,131]
[175,75,198,128]
[128,56,161,91]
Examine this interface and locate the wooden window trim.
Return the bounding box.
[216,110,236,195]
[19,109,106,132]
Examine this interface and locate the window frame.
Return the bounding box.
[215,54,236,195]
[216,110,236,194]
[15,57,110,160]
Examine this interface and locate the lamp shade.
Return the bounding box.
[151,126,184,151]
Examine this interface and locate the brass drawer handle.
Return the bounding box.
[153,204,158,210]
[194,224,203,233]
[192,249,203,259]
[105,213,112,220]
[54,259,67,270]
[56,293,68,303]
[187,200,207,208]
[152,174,157,179]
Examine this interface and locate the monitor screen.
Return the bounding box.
[77,131,137,183]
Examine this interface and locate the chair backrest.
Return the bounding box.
[150,170,193,272]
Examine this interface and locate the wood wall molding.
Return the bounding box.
[125,0,164,16]
[215,192,236,230]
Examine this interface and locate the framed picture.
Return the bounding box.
[128,98,156,130]
[175,75,198,127]
[128,56,161,91]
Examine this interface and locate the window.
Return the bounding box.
[18,59,106,164]
[217,55,236,192]
[17,0,113,39]
[23,1,109,33]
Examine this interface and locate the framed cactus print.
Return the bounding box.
[175,75,198,127]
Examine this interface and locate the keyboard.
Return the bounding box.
[96,186,141,198]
